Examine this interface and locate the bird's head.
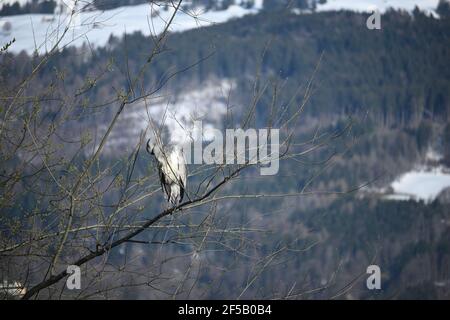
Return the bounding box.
[146,138,166,161]
[146,138,155,155]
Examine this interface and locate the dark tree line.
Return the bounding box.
[0,0,56,16]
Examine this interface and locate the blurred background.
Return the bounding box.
[0,0,450,299]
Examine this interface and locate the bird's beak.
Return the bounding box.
[146,139,153,155]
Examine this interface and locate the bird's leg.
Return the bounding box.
[170,201,179,214]
[165,200,173,215]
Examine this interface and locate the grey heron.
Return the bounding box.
[146,139,187,205]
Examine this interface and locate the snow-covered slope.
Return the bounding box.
[102,79,233,154]
[0,2,262,54]
[389,167,450,203]
[362,165,450,203]
[1,0,45,6]
[363,149,450,203]
[0,0,442,54]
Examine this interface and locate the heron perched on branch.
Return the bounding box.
[146,138,187,205]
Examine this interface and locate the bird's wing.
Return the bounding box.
[174,148,187,202]
[179,183,185,203]
[158,164,172,202]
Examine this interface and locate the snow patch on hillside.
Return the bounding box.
[0,3,259,54]
[102,79,234,154]
[361,147,450,204]
[388,166,450,203]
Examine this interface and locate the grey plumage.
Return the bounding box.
[147,139,187,205]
